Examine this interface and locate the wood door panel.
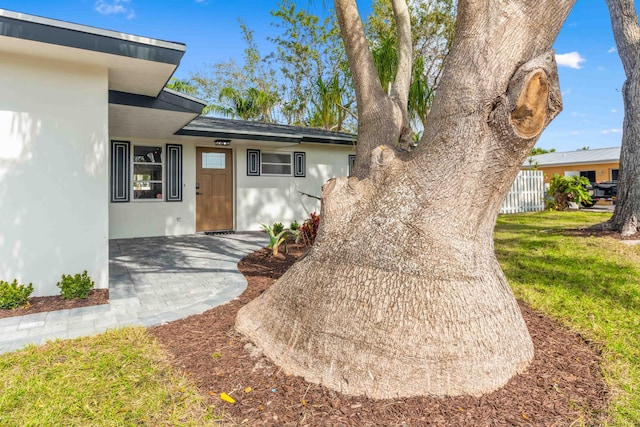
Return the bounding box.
[196,148,233,231]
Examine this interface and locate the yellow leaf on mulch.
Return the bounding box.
[220,393,236,404]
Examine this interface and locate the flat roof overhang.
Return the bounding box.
[0,9,185,97]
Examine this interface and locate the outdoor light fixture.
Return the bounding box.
[214,139,231,146]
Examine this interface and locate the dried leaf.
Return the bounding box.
[220,392,236,404]
[244,387,252,393]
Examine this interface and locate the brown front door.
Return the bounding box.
[196,147,233,231]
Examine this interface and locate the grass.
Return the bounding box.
[495,210,640,426]
[0,327,220,426]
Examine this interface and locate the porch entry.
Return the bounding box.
[196,147,233,231]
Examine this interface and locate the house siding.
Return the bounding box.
[0,52,109,296]
[532,162,620,183]
[235,143,354,231]
[108,139,355,237]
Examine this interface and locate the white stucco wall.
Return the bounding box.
[235,144,354,231]
[108,139,197,239]
[0,52,109,296]
[108,139,354,236]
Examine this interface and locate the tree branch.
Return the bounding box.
[334,0,386,112]
[391,0,412,109]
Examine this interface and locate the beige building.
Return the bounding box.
[523,147,620,184]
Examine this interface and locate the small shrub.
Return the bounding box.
[547,174,592,210]
[300,212,320,246]
[289,221,300,231]
[261,224,289,256]
[272,222,284,235]
[0,279,34,309]
[57,271,95,300]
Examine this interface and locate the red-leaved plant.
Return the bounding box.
[300,212,320,246]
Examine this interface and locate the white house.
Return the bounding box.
[0,9,356,296]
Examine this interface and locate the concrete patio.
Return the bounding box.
[0,232,268,354]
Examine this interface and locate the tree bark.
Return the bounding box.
[237,0,575,398]
[604,0,640,236]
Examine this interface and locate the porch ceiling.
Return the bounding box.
[109,104,198,139]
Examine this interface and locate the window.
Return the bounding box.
[579,170,596,183]
[133,146,163,200]
[262,153,292,175]
[348,155,356,176]
[611,169,619,181]
[245,150,306,177]
[202,152,226,169]
[110,141,182,202]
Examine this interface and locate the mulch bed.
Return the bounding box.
[0,289,109,320]
[149,245,610,426]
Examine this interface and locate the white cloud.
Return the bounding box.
[95,0,135,19]
[611,109,618,113]
[571,131,580,135]
[555,52,586,69]
[601,128,622,134]
[608,46,617,54]
[597,66,606,71]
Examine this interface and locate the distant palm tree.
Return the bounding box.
[215,87,280,122]
[309,75,352,131]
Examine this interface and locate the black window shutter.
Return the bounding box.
[348,154,356,176]
[111,141,130,202]
[294,152,306,177]
[247,149,261,176]
[166,144,183,202]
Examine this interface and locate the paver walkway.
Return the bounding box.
[0,233,268,354]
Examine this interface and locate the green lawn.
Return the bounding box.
[0,327,220,426]
[496,210,640,426]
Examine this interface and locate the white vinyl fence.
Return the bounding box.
[500,170,545,214]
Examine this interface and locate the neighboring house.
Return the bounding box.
[523,147,620,183]
[0,9,355,296]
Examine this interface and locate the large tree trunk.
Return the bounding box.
[605,0,640,236]
[237,0,574,398]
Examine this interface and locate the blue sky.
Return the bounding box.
[1,0,628,152]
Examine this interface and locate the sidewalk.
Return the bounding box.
[0,232,268,354]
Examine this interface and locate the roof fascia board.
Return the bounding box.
[300,136,356,145]
[0,9,185,64]
[531,159,620,167]
[176,128,302,144]
[109,90,205,114]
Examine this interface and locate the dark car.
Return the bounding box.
[582,181,617,207]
